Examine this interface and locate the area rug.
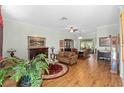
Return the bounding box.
[43,62,68,80]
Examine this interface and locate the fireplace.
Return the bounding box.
[28,47,48,60]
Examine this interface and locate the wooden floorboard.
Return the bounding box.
[43,54,122,87]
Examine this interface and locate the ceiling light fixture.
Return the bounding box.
[69,27,74,32]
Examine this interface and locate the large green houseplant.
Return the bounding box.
[0,54,49,87]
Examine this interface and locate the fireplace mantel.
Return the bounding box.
[28,47,48,60]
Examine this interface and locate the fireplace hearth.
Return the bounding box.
[28,47,48,60]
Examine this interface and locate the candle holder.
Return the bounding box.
[50,47,56,61]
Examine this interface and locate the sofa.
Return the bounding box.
[56,51,78,65]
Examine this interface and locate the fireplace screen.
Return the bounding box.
[28,36,46,48]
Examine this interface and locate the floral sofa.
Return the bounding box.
[56,51,78,65]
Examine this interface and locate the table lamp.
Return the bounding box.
[7,48,16,57]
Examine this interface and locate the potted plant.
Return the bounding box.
[0,53,49,87]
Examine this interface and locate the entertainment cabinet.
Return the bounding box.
[64,39,74,51]
[97,50,111,61]
[28,47,48,60]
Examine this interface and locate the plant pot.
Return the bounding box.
[0,62,6,68]
[17,75,31,87]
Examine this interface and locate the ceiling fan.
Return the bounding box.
[60,17,78,32]
[66,26,78,32]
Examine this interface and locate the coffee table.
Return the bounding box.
[48,59,58,64]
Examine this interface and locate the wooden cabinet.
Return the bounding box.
[64,39,74,51]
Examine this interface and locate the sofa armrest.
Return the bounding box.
[69,55,78,61]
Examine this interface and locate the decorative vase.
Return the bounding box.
[17,75,31,87]
[10,51,14,57]
[0,62,6,68]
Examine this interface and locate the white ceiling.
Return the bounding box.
[2,5,121,34]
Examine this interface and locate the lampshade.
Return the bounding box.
[7,48,16,52]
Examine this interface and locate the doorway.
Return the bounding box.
[80,39,94,53]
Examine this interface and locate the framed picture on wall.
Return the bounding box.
[111,36,118,45]
[59,40,64,47]
[28,36,46,48]
[99,37,110,47]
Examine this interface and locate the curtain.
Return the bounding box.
[0,5,3,56]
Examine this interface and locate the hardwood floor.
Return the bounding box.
[43,54,122,87]
[3,54,122,87]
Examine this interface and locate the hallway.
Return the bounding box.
[43,54,122,87]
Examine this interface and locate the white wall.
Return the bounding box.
[3,19,76,59]
[96,24,119,51]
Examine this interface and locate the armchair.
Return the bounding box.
[56,51,78,65]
